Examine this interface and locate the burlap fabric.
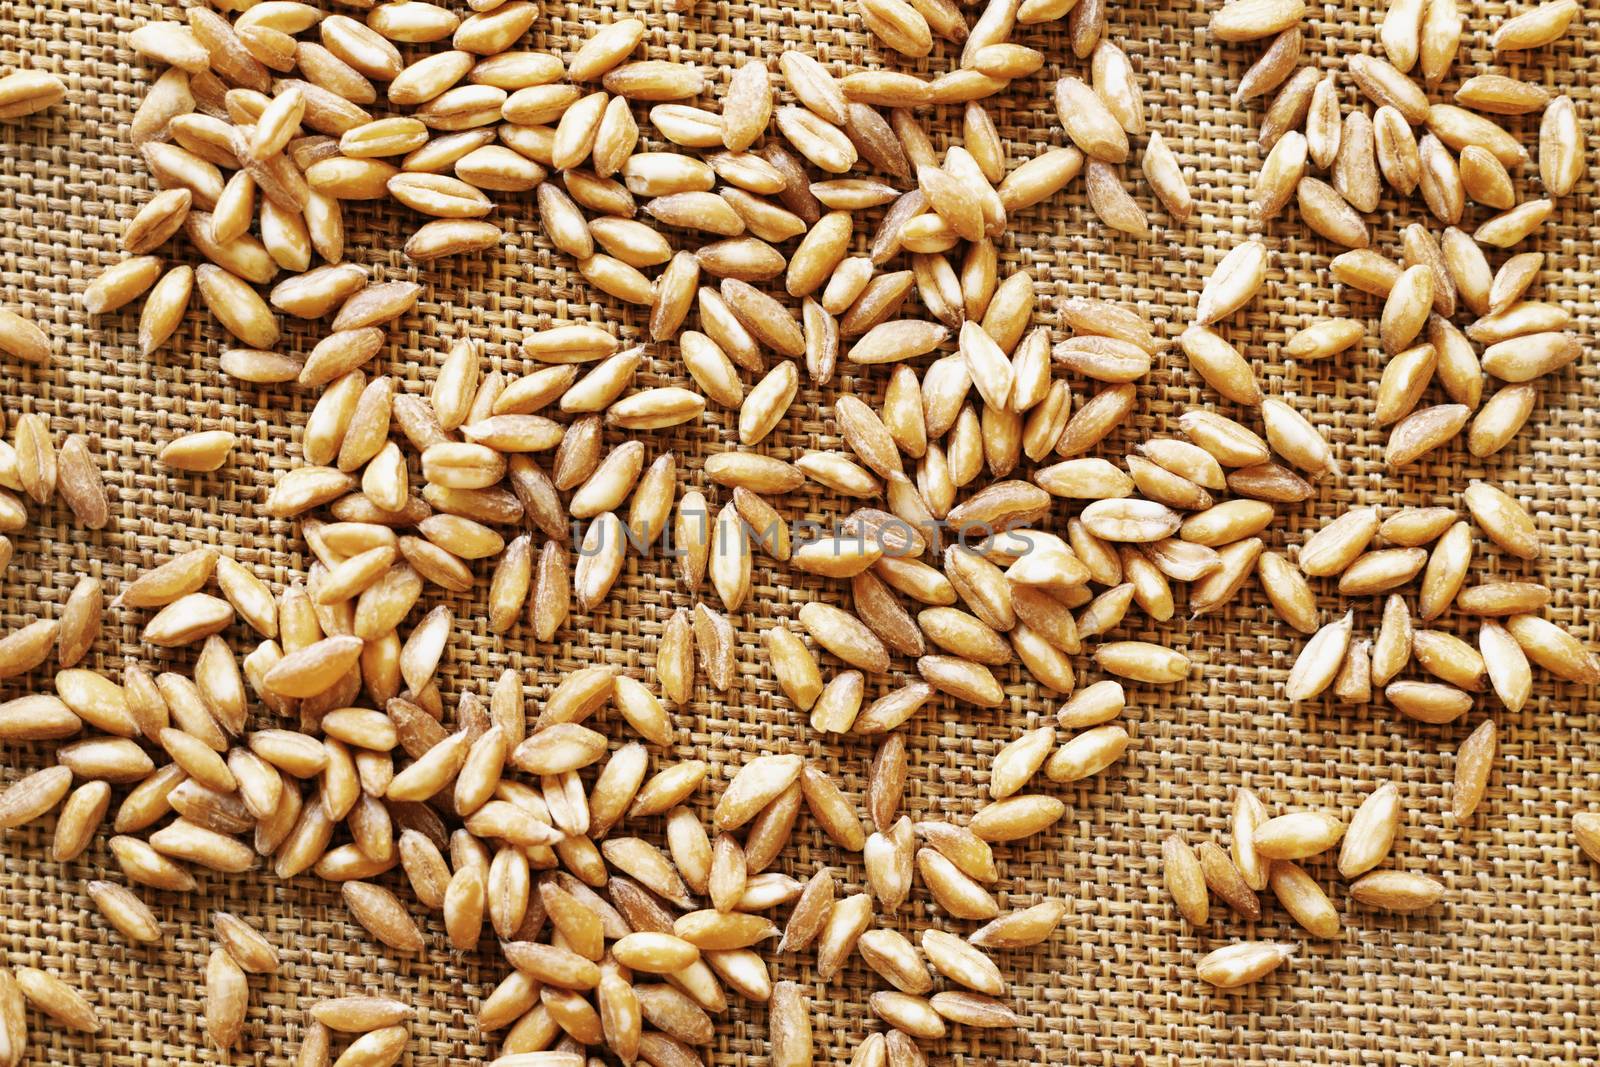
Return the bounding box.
[0,0,1595,1061]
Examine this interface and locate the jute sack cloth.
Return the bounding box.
[0,0,1596,1062]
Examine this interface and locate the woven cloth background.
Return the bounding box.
[0,0,1596,1061]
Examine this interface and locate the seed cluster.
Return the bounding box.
[0,0,1592,1060]
[1145,0,1593,986]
